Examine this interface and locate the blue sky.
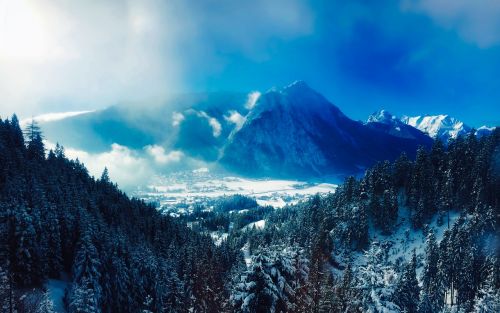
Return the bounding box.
[1,0,499,126]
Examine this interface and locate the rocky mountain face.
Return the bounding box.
[220,82,432,178]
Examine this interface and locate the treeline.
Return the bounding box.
[0,113,498,313]
[0,116,239,312]
[225,130,500,312]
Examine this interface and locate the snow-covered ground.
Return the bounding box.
[243,219,266,231]
[210,231,229,246]
[342,206,461,280]
[133,169,337,211]
[241,242,252,267]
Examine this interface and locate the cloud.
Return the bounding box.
[145,145,183,164]
[186,0,314,58]
[177,110,222,138]
[0,0,190,117]
[172,112,185,127]
[207,116,222,138]
[224,110,246,131]
[44,140,193,190]
[402,0,500,47]
[245,91,261,109]
[62,143,154,189]
[0,0,314,118]
[20,110,94,127]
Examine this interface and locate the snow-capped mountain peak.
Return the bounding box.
[365,110,433,141]
[221,83,432,178]
[400,114,471,141]
[367,110,398,124]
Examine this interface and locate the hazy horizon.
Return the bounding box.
[1,0,500,127]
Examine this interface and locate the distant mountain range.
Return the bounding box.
[366,110,496,143]
[33,81,496,179]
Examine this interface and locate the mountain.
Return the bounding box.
[35,93,249,159]
[365,110,433,142]
[476,125,497,138]
[401,114,497,142]
[400,115,472,142]
[220,82,432,178]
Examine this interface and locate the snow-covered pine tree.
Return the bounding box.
[471,259,500,313]
[35,291,56,313]
[68,280,100,313]
[356,242,400,313]
[422,229,440,311]
[394,250,420,313]
[11,204,42,286]
[318,272,336,313]
[230,246,309,313]
[71,230,102,308]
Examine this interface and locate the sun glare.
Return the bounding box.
[0,0,50,61]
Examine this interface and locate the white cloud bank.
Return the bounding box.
[145,145,184,165]
[65,143,154,189]
[45,141,186,190]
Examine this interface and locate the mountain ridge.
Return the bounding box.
[221,83,432,178]
[27,81,496,181]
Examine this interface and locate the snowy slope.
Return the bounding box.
[333,206,461,282]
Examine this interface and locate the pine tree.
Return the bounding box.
[41,206,63,278]
[394,250,420,313]
[318,273,335,313]
[100,167,110,183]
[35,291,56,313]
[472,271,500,312]
[336,261,358,313]
[230,246,308,313]
[69,281,100,313]
[0,266,17,313]
[72,230,102,306]
[422,230,440,310]
[418,291,435,313]
[356,242,399,312]
[394,152,412,190]
[9,204,42,286]
[24,119,45,161]
[9,114,25,149]
[381,189,398,234]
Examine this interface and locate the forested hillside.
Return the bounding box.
[0,116,239,312]
[0,114,499,313]
[223,128,500,313]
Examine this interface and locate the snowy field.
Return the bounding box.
[133,168,337,211]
